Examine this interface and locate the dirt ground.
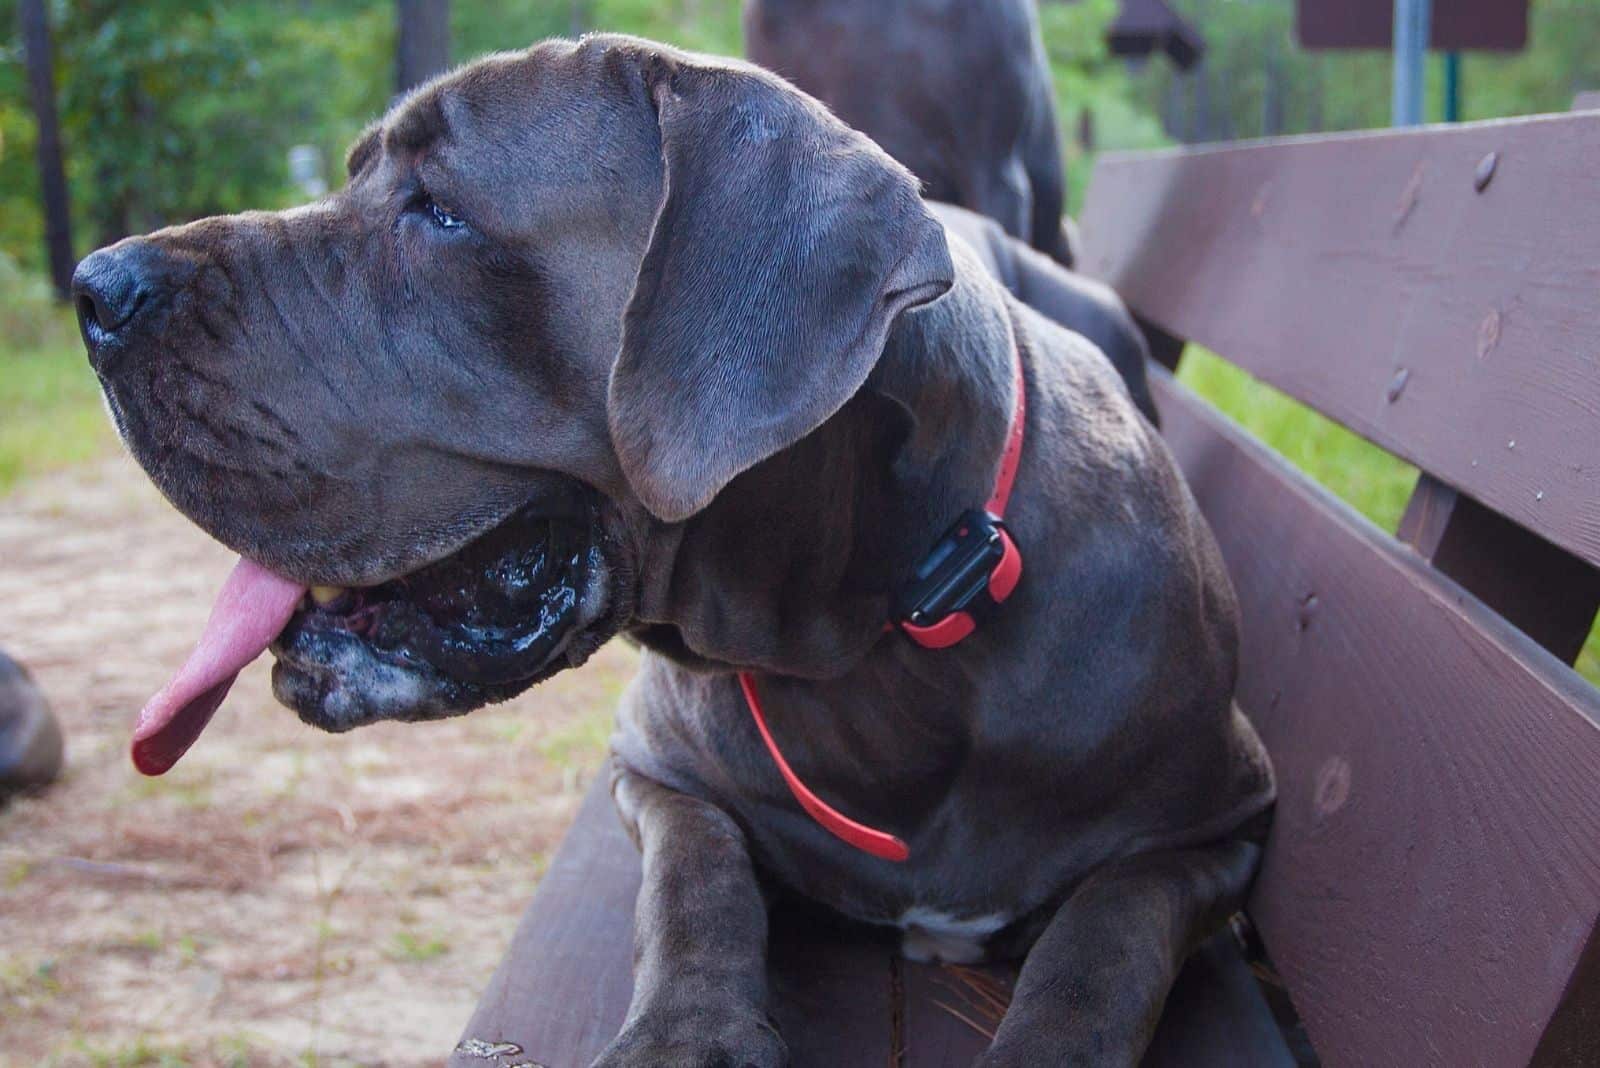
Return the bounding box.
[0,454,639,1067]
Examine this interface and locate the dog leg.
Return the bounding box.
[976,837,1261,1068]
[592,763,786,1068]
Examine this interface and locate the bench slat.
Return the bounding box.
[1152,369,1600,1066]
[1142,936,1300,1067]
[767,910,896,1067]
[1080,114,1600,571]
[901,960,1001,1067]
[456,773,1293,1066]
[449,778,895,1068]
[449,778,639,1068]
[1396,473,1600,665]
[899,938,1295,1068]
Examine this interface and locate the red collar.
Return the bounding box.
[737,348,1027,862]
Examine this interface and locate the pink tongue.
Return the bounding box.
[132,557,306,776]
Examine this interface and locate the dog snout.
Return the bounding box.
[72,242,169,366]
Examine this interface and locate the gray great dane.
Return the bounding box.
[745,0,1078,266]
[72,37,1273,1067]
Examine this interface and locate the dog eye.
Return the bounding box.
[424,197,467,232]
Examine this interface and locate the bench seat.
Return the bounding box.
[455,103,1600,1068]
[448,775,1296,1068]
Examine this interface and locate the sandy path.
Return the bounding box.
[0,454,638,1066]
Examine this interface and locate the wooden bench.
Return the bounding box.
[451,108,1600,1067]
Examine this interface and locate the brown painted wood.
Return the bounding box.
[1397,474,1600,664]
[1295,0,1529,52]
[1143,934,1299,1067]
[1108,0,1204,71]
[451,776,897,1067]
[459,775,1299,1066]
[449,776,640,1068]
[1134,312,1187,373]
[901,959,1006,1067]
[1080,112,1600,571]
[767,907,895,1068]
[1532,920,1600,1066]
[897,933,1295,1067]
[1380,81,1600,662]
[1152,369,1600,1067]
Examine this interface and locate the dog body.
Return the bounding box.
[612,243,1268,951]
[0,650,62,796]
[932,202,1157,423]
[745,0,1077,264]
[75,37,1271,1066]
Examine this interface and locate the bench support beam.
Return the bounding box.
[1398,474,1600,665]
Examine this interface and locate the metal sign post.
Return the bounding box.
[1392,0,1432,126]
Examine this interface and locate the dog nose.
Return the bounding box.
[73,245,157,364]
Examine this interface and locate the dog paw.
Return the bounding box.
[589,1007,786,1068]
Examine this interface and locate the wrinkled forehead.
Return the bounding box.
[350,40,659,221]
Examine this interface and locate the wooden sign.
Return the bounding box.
[1296,0,1528,52]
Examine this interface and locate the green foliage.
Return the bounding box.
[1039,0,1171,212]
[1128,0,1600,143]
[0,341,112,495]
[454,0,573,60]
[0,249,68,348]
[1461,0,1600,118]
[1178,348,1418,530]
[588,0,742,56]
[1178,346,1600,682]
[0,0,45,270]
[58,2,272,237]
[0,252,113,493]
[0,0,1596,689]
[385,929,450,962]
[1,0,1598,270]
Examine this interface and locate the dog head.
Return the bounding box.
[74,36,952,746]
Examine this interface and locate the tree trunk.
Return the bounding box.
[1162,68,1185,141]
[1192,60,1211,142]
[1263,49,1284,137]
[396,0,451,95]
[17,0,74,300]
[569,0,593,35]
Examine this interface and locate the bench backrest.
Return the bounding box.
[1081,110,1600,1067]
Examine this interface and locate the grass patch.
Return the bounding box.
[537,709,613,769]
[70,1037,193,1068]
[1176,348,1418,531]
[0,301,116,495]
[1582,641,1600,692]
[385,930,450,963]
[1,955,62,1002]
[1178,348,1600,686]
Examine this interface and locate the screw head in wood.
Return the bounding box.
[1474,151,1499,192]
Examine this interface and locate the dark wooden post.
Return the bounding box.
[396,0,451,95]
[1076,108,1096,153]
[17,0,75,300]
[1396,476,1600,664]
[1135,315,1187,372]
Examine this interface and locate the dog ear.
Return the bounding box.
[608,54,954,523]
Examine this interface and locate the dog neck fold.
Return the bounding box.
[736,344,1027,862]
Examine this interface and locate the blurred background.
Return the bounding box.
[1,1,1598,1065]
